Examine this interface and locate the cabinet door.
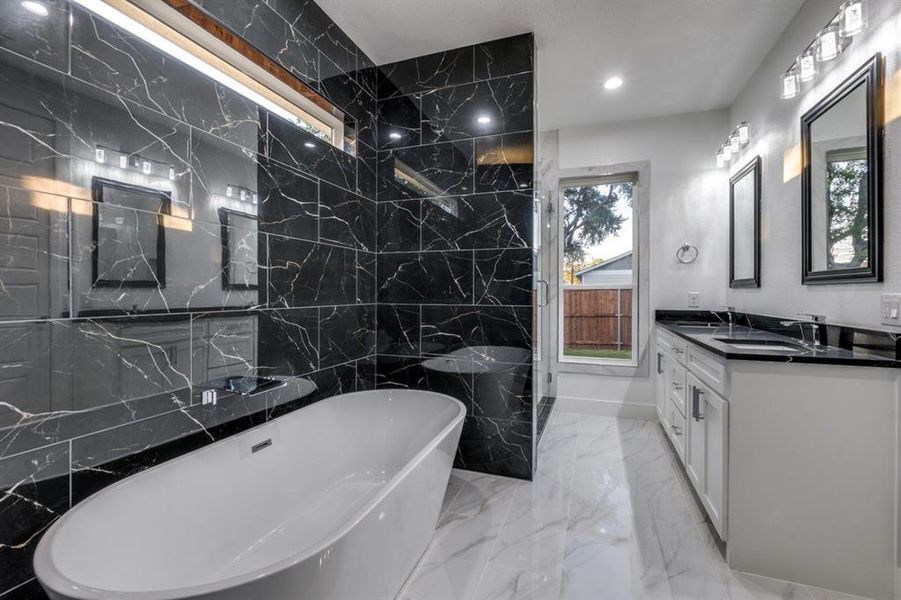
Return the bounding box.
[685,373,705,492]
[702,388,728,540]
[655,350,670,426]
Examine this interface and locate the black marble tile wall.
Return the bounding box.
[0,1,379,594]
[374,34,536,480]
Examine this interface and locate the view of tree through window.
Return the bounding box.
[826,156,868,268]
[562,178,635,362]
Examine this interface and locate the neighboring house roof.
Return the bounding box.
[575,251,633,278]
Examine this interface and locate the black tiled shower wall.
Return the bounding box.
[374,34,536,480]
[0,1,378,595]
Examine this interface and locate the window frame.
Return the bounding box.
[557,172,640,368]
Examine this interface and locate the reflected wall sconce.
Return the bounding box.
[225,184,258,205]
[715,122,750,168]
[779,0,865,99]
[94,145,175,181]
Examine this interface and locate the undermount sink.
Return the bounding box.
[714,338,807,353]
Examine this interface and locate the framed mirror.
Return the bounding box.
[730,156,761,288]
[219,208,259,290]
[92,178,169,288]
[801,53,883,284]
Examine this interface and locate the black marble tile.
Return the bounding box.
[375,355,473,406]
[355,355,376,391]
[420,74,533,144]
[355,250,376,304]
[475,132,534,193]
[421,191,531,251]
[0,443,69,594]
[377,201,420,253]
[472,361,532,421]
[456,416,531,480]
[267,112,357,192]
[536,395,556,442]
[378,140,475,201]
[258,309,320,375]
[377,304,420,355]
[377,95,421,149]
[475,248,533,306]
[378,46,474,98]
[420,305,532,355]
[355,142,378,201]
[475,34,534,80]
[320,71,376,151]
[320,305,375,368]
[0,188,69,321]
[192,0,318,86]
[267,237,357,307]
[70,8,261,150]
[2,577,49,599]
[316,243,358,305]
[377,251,473,305]
[257,157,319,242]
[355,53,379,99]
[304,10,358,78]
[320,182,375,251]
[0,0,68,72]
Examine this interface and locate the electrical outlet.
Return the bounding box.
[688,292,701,308]
[881,294,901,327]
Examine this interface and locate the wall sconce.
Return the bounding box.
[780,0,866,100]
[225,184,258,205]
[715,123,751,168]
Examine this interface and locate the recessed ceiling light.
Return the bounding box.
[603,76,624,90]
[388,131,402,140]
[21,1,49,16]
[477,115,492,124]
[304,141,315,148]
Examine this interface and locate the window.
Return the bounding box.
[73,0,348,151]
[559,174,637,363]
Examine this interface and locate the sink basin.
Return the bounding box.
[714,338,806,353]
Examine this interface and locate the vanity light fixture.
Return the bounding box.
[779,0,866,100]
[716,148,726,168]
[603,77,624,90]
[21,1,49,16]
[737,121,750,145]
[95,147,106,164]
[729,131,741,153]
[721,140,733,163]
[715,123,751,168]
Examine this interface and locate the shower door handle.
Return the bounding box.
[537,279,549,307]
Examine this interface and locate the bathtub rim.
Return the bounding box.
[33,389,466,600]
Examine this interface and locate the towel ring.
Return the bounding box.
[675,243,698,264]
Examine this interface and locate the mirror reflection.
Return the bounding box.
[729,156,760,288]
[808,84,868,273]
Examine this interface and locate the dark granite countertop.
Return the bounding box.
[657,314,901,369]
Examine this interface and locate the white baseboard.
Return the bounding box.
[554,396,657,421]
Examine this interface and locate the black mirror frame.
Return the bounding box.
[730,155,761,288]
[801,53,883,284]
[219,208,260,291]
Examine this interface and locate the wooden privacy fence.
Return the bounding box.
[563,286,632,350]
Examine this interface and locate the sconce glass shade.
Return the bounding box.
[817,24,842,62]
[840,0,866,37]
[798,49,817,82]
[722,141,732,162]
[729,131,741,153]
[781,67,800,99]
[737,122,750,145]
[716,149,726,168]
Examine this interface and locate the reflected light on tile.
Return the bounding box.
[26,191,67,214]
[783,144,802,183]
[886,67,901,124]
[20,176,90,204]
[162,214,193,232]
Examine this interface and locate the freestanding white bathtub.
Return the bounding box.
[34,390,465,600]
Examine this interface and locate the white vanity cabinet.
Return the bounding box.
[656,328,729,541]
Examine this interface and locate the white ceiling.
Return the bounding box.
[317,0,806,131]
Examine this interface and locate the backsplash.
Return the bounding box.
[0,0,378,596]
[373,34,536,479]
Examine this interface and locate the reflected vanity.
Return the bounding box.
[729,156,761,288]
[801,53,883,283]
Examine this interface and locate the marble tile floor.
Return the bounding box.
[398,411,872,600]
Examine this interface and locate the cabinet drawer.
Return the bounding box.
[666,399,686,463]
[657,328,688,364]
[670,363,687,413]
[686,344,728,396]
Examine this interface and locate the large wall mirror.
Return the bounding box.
[801,53,883,284]
[730,156,761,288]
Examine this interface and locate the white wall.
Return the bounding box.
[726,0,901,328]
[549,109,731,413]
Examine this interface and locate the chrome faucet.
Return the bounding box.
[712,306,737,329]
[780,313,826,348]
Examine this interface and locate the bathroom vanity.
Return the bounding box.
[655,311,899,599]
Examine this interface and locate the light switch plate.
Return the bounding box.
[688,292,700,308]
[881,294,901,327]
